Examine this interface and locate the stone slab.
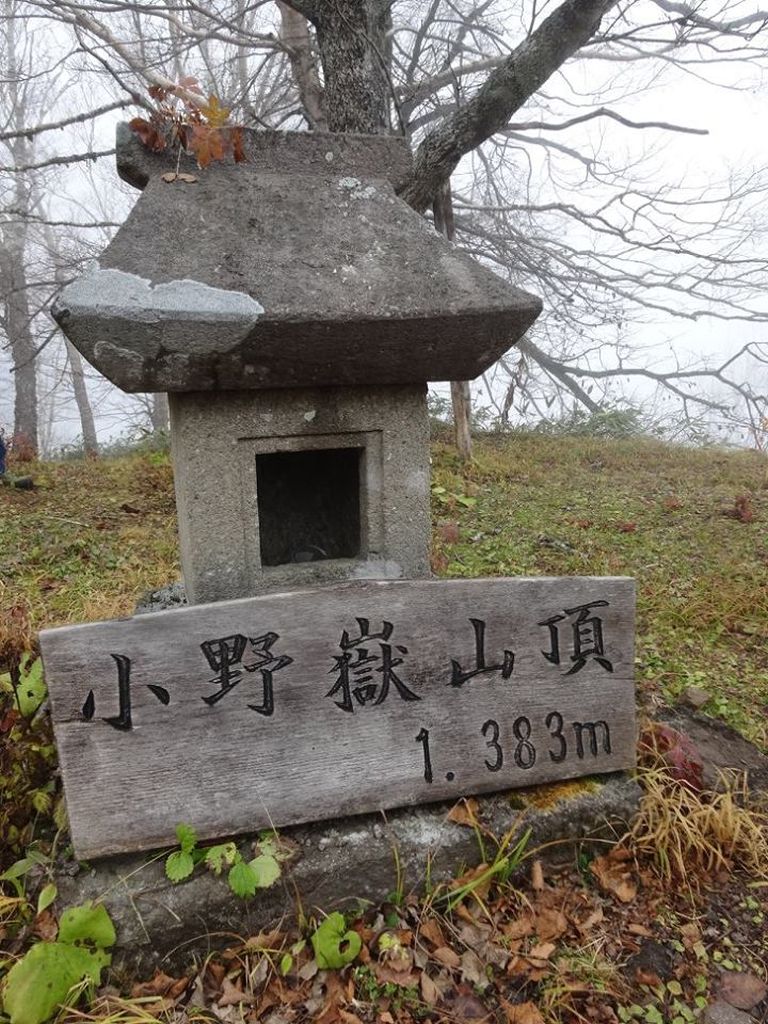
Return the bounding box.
[168,384,431,604]
[50,129,541,392]
[53,773,641,976]
[40,577,635,860]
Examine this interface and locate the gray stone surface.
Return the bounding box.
[51,128,541,393]
[702,1001,758,1024]
[169,384,431,604]
[115,123,414,192]
[54,772,640,976]
[135,581,187,614]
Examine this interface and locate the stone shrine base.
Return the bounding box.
[55,773,639,977]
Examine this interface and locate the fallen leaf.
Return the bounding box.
[718,971,768,1011]
[591,849,637,903]
[373,963,419,987]
[527,942,556,964]
[441,985,490,1021]
[420,917,447,949]
[635,968,663,988]
[627,923,653,938]
[460,949,486,987]
[433,945,461,969]
[503,1000,546,1024]
[131,971,187,1000]
[420,970,440,1004]
[218,976,256,1007]
[503,911,535,940]
[447,797,479,827]
[576,907,604,935]
[534,907,568,942]
[32,910,58,943]
[338,1011,364,1024]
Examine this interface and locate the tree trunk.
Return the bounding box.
[1,239,38,456]
[1,4,38,456]
[66,340,99,454]
[313,0,391,134]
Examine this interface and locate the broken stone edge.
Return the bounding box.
[54,773,640,977]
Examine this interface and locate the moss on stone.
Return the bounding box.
[507,777,602,811]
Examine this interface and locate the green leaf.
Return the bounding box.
[36,883,57,916]
[58,902,115,949]
[311,912,361,970]
[228,861,258,899]
[2,941,110,1024]
[0,858,34,882]
[175,823,197,855]
[248,853,281,889]
[666,980,683,996]
[280,953,293,976]
[204,843,238,875]
[456,495,477,508]
[165,850,195,883]
[0,659,46,718]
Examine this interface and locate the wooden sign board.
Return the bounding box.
[40,577,636,860]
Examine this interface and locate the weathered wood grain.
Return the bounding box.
[40,577,636,859]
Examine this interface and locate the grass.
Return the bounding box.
[1,432,767,748]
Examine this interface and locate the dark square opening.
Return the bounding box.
[256,447,362,566]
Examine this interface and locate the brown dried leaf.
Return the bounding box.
[32,910,58,943]
[372,962,419,987]
[503,911,535,940]
[534,907,568,942]
[503,1000,546,1024]
[576,907,604,935]
[718,971,768,1011]
[590,850,637,904]
[527,942,556,964]
[627,923,653,938]
[447,797,479,827]
[218,976,256,1007]
[433,945,461,969]
[131,971,187,1000]
[420,917,447,949]
[420,971,440,1006]
[460,949,486,987]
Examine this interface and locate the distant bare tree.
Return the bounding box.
[2,0,768,449]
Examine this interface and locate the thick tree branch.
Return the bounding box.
[398,0,620,212]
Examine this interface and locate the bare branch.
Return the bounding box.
[0,148,115,173]
[399,0,620,211]
[0,97,135,142]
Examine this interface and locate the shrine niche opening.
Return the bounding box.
[256,447,363,567]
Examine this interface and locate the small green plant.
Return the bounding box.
[164,823,283,898]
[439,826,531,910]
[1,900,115,1024]
[431,485,477,509]
[310,911,362,969]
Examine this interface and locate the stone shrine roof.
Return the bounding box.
[52,126,541,393]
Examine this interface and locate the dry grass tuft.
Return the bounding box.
[629,766,768,881]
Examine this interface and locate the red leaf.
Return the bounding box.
[129,116,166,152]
[639,723,704,792]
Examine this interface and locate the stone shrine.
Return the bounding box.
[52,126,542,603]
[42,126,638,902]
